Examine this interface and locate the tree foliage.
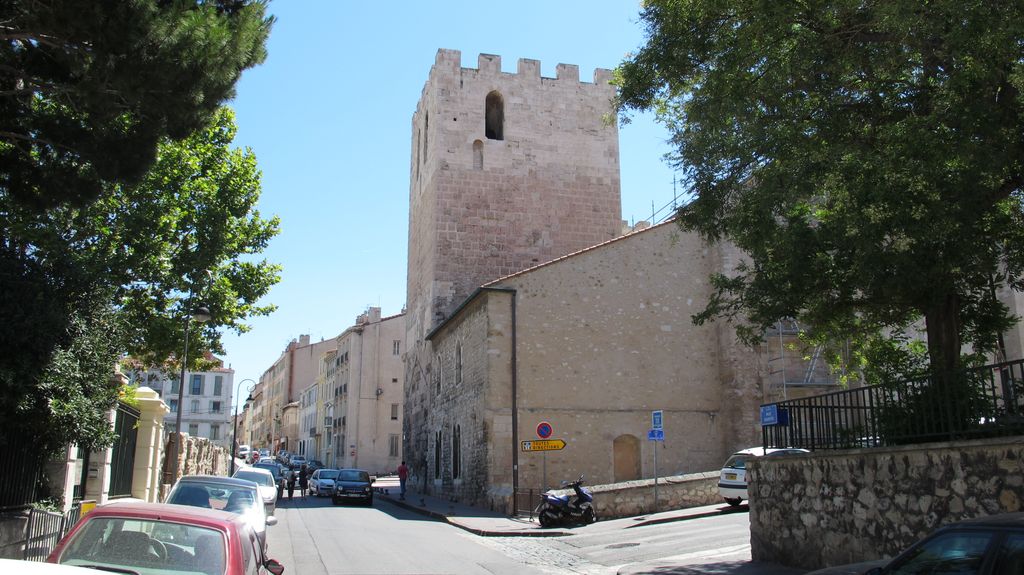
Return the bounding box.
[0,0,273,209]
[0,107,281,454]
[616,0,1024,381]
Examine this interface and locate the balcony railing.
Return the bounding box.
[762,359,1024,451]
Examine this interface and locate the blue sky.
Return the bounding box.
[221,1,681,407]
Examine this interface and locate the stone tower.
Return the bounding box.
[406,49,622,351]
[403,49,623,487]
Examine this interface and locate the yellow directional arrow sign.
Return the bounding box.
[521,439,566,452]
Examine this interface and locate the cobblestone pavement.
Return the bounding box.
[476,536,618,575]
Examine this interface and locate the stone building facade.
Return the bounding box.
[404,49,627,500]
[419,221,810,510]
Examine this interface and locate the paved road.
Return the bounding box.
[265,493,555,575]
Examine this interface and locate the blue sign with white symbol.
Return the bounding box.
[537,421,553,439]
[647,428,664,441]
[652,410,663,430]
[761,405,779,426]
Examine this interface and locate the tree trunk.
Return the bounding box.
[924,292,962,390]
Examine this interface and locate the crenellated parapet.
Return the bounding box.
[432,48,612,85]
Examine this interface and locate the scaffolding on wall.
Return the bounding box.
[764,319,845,402]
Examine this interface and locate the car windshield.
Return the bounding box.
[318,470,339,480]
[338,470,369,482]
[253,464,281,480]
[234,470,274,487]
[58,516,226,575]
[167,481,260,516]
[723,454,749,469]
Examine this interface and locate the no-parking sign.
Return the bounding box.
[536,421,553,439]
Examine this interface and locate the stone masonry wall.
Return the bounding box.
[749,437,1024,570]
[583,472,720,520]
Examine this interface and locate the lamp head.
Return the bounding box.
[192,306,212,323]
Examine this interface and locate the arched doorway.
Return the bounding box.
[613,434,641,482]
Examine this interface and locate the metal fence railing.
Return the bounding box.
[0,445,44,511]
[512,488,539,519]
[762,359,1024,451]
[23,503,82,561]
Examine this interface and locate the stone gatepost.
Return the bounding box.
[131,386,169,502]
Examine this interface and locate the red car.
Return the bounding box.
[47,501,285,575]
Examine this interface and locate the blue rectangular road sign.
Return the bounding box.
[647,428,664,441]
[652,410,663,430]
[760,405,779,426]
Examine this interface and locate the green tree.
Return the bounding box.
[0,0,273,209]
[616,0,1024,383]
[0,107,280,454]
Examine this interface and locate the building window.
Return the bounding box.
[170,379,180,395]
[485,91,504,140]
[434,430,442,479]
[191,374,203,395]
[452,424,461,480]
[167,423,177,434]
[393,340,401,355]
[211,401,222,414]
[435,354,442,395]
[214,376,223,396]
[191,399,199,414]
[455,343,463,385]
[188,423,199,437]
[210,425,220,440]
[391,404,399,421]
[389,434,399,457]
[473,140,483,170]
[169,400,178,413]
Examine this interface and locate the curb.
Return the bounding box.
[377,495,572,537]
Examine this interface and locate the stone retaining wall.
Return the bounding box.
[749,436,1024,570]
[543,471,720,520]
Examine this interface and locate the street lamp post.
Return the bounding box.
[169,305,211,483]
[230,378,257,475]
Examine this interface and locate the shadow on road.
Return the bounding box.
[625,560,798,575]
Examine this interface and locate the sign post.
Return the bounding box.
[537,422,553,491]
[648,411,665,513]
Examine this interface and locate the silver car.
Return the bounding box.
[309,468,339,497]
[233,466,280,515]
[164,475,276,549]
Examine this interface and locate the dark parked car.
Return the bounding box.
[331,469,373,506]
[807,512,1024,575]
[47,501,284,574]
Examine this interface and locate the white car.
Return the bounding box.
[238,444,251,459]
[718,447,809,506]
[233,466,280,515]
[309,468,339,497]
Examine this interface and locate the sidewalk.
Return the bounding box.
[370,476,805,575]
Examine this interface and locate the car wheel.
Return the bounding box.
[332,498,340,506]
[724,498,742,507]
[583,506,597,523]
[539,509,557,528]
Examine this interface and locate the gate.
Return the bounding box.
[108,402,139,498]
[23,503,82,561]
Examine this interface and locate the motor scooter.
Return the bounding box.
[536,474,597,527]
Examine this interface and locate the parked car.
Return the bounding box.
[238,445,251,459]
[309,469,339,497]
[806,512,1024,575]
[287,455,307,470]
[331,468,373,506]
[276,450,291,465]
[233,466,280,515]
[164,475,276,549]
[252,461,287,497]
[718,447,809,506]
[47,501,285,574]
[258,448,270,459]
[306,459,325,472]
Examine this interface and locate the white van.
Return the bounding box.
[718,447,808,506]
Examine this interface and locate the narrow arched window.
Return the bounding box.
[436,354,443,394]
[452,424,461,479]
[473,140,483,170]
[455,343,463,385]
[485,91,504,140]
[434,430,442,479]
[423,111,429,164]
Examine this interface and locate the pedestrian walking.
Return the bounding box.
[299,464,309,498]
[287,469,296,500]
[397,460,409,501]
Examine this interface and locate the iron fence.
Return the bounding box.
[109,402,140,498]
[0,445,43,511]
[762,359,1024,451]
[23,503,82,561]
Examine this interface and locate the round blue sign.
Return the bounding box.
[537,421,553,439]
